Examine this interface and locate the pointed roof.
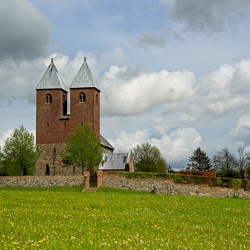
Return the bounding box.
[70,57,99,90]
[36,58,68,92]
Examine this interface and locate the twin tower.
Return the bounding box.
[35,57,100,175]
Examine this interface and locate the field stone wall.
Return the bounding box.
[0,175,84,187]
[36,143,83,176]
[102,174,250,199]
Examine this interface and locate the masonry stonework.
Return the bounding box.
[0,175,84,187]
[36,143,83,176]
[102,174,250,199]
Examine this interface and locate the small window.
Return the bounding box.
[123,156,127,163]
[96,94,98,105]
[79,93,86,103]
[46,94,52,104]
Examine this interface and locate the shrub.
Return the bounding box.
[108,171,247,190]
[245,180,250,191]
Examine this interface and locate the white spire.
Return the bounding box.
[36,58,68,92]
[70,57,99,89]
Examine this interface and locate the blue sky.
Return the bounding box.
[1,0,250,169]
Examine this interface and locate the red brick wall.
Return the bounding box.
[176,170,216,178]
[36,89,70,144]
[36,87,100,144]
[36,87,100,175]
[70,88,100,137]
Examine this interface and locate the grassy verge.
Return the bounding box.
[1,186,250,249]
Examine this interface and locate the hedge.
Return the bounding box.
[108,172,250,191]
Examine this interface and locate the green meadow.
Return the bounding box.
[1,187,249,250]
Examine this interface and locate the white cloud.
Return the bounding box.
[153,127,202,163]
[0,128,36,149]
[0,52,98,107]
[100,47,127,70]
[0,58,46,106]
[101,66,195,116]
[0,129,14,148]
[108,130,150,152]
[108,127,201,165]
[186,59,250,118]
[178,114,196,123]
[229,114,250,144]
[100,57,250,120]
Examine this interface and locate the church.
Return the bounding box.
[35,57,134,175]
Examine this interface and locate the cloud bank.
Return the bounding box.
[0,0,51,61]
[170,0,250,33]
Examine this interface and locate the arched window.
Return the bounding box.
[46,94,52,104]
[79,93,86,103]
[96,94,98,105]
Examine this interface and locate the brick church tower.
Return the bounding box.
[69,57,100,137]
[35,57,100,175]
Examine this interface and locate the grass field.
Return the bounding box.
[0,186,250,250]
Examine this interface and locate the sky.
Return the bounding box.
[1,0,250,169]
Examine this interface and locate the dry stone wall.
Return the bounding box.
[0,175,84,188]
[1,174,250,199]
[102,174,250,199]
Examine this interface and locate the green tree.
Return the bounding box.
[236,146,248,179]
[213,148,239,178]
[0,147,7,176]
[62,124,102,174]
[1,126,38,175]
[132,143,167,173]
[187,147,212,171]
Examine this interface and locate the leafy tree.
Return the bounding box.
[62,124,102,174]
[0,147,7,176]
[236,146,248,179]
[1,126,38,175]
[187,147,212,171]
[213,148,239,178]
[132,143,167,173]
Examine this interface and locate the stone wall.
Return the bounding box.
[1,174,249,199]
[0,175,84,187]
[102,174,250,199]
[36,143,83,176]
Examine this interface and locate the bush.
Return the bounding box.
[230,178,242,189]
[108,171,247,190]
[245,180,250,191]
[217,169,240,179]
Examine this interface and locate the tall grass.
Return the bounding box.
[1,186,249,249]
